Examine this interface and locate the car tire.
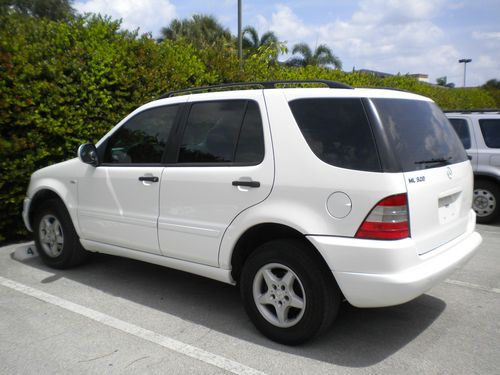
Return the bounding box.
[240,239,341,345]
[473,180,500,224]
[33,199,89,269]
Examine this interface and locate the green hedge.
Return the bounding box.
[0,14,497,244]
[0,14,213,243]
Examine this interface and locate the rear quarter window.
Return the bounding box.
[288,98,381,172]
[448,118,471,149]
[479,119,500,148]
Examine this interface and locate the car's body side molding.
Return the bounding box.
[81,239,235,285]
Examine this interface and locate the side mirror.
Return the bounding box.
[78,143,99,167]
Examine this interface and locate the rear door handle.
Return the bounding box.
[232,180,260,188]
[138,176,159,182]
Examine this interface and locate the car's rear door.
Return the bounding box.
[158,91,274,266]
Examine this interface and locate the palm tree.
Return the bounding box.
[287,43,342,69]
[160,14,232,49]
[242,26,285,61]
[1,0,74,20]
[242,26,279,52]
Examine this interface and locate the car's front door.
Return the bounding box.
[78,103,181,254]
[158,92,274,266]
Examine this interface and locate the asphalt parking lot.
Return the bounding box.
[1,223,499,375]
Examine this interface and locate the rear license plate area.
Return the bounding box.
[438,191,461,224]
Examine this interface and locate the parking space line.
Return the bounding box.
[0,276,266,375]
[445,279,500,294]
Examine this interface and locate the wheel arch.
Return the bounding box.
[29,188,75,233]
[229,223,333,284]
[474,173,500,185]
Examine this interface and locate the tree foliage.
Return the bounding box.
[0,14,213,243]
[242,26,285,59]
[0,13,497,243]
[483,79,500,90]
[436,76,455,88]
[482,79,500,107]
[0,0,74,20]
[287,43,342,69]
[160,14,232,49]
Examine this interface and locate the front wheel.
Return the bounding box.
[240,239,340,345]
[33,199,89,269]
[473,180,500,224]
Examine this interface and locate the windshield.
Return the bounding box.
[372,99,468,172]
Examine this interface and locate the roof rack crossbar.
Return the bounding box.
[160,80,353,98]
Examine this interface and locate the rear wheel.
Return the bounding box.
[34,199,89,268]
[240,239,340,345]
[473,180,499,224]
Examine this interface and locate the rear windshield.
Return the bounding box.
[372,99,468,171]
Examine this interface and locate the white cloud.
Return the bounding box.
[255,1,497,85]
[447,1,465,10]
[475,55,497,70]
[472,31,500,41]
[74,0,176,36]
[352,0,444,25]
[268,4,313,41]
[464,55,497,87]
[255,14,268,32]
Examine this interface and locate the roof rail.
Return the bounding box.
[443,109,500,114]
[377,87,412,94]
[160,80,353,98]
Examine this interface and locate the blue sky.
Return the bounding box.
[74,0,500,87]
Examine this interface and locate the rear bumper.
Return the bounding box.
[308,218,482,307]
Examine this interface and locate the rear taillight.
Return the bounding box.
[355,193,410,240]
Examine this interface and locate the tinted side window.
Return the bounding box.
[178,100,247,163]
[104,105,179,164]
[479,119,500,148]
[449,118,471,149]
[289,98,381,172]
[235,101,265,164]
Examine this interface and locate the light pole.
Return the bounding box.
[238,0,242,68]
[458,58,472,87]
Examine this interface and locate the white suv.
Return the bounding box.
[23,81,482,344]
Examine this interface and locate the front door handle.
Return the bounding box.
[138,176,159,183]
[232,180,260,188]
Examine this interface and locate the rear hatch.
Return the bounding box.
[372,98,472,254]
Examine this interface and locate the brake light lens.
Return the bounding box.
[355,193,410,240]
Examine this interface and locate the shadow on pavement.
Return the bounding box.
[14,248,445,368]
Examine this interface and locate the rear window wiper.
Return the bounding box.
[414,157,452,165]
